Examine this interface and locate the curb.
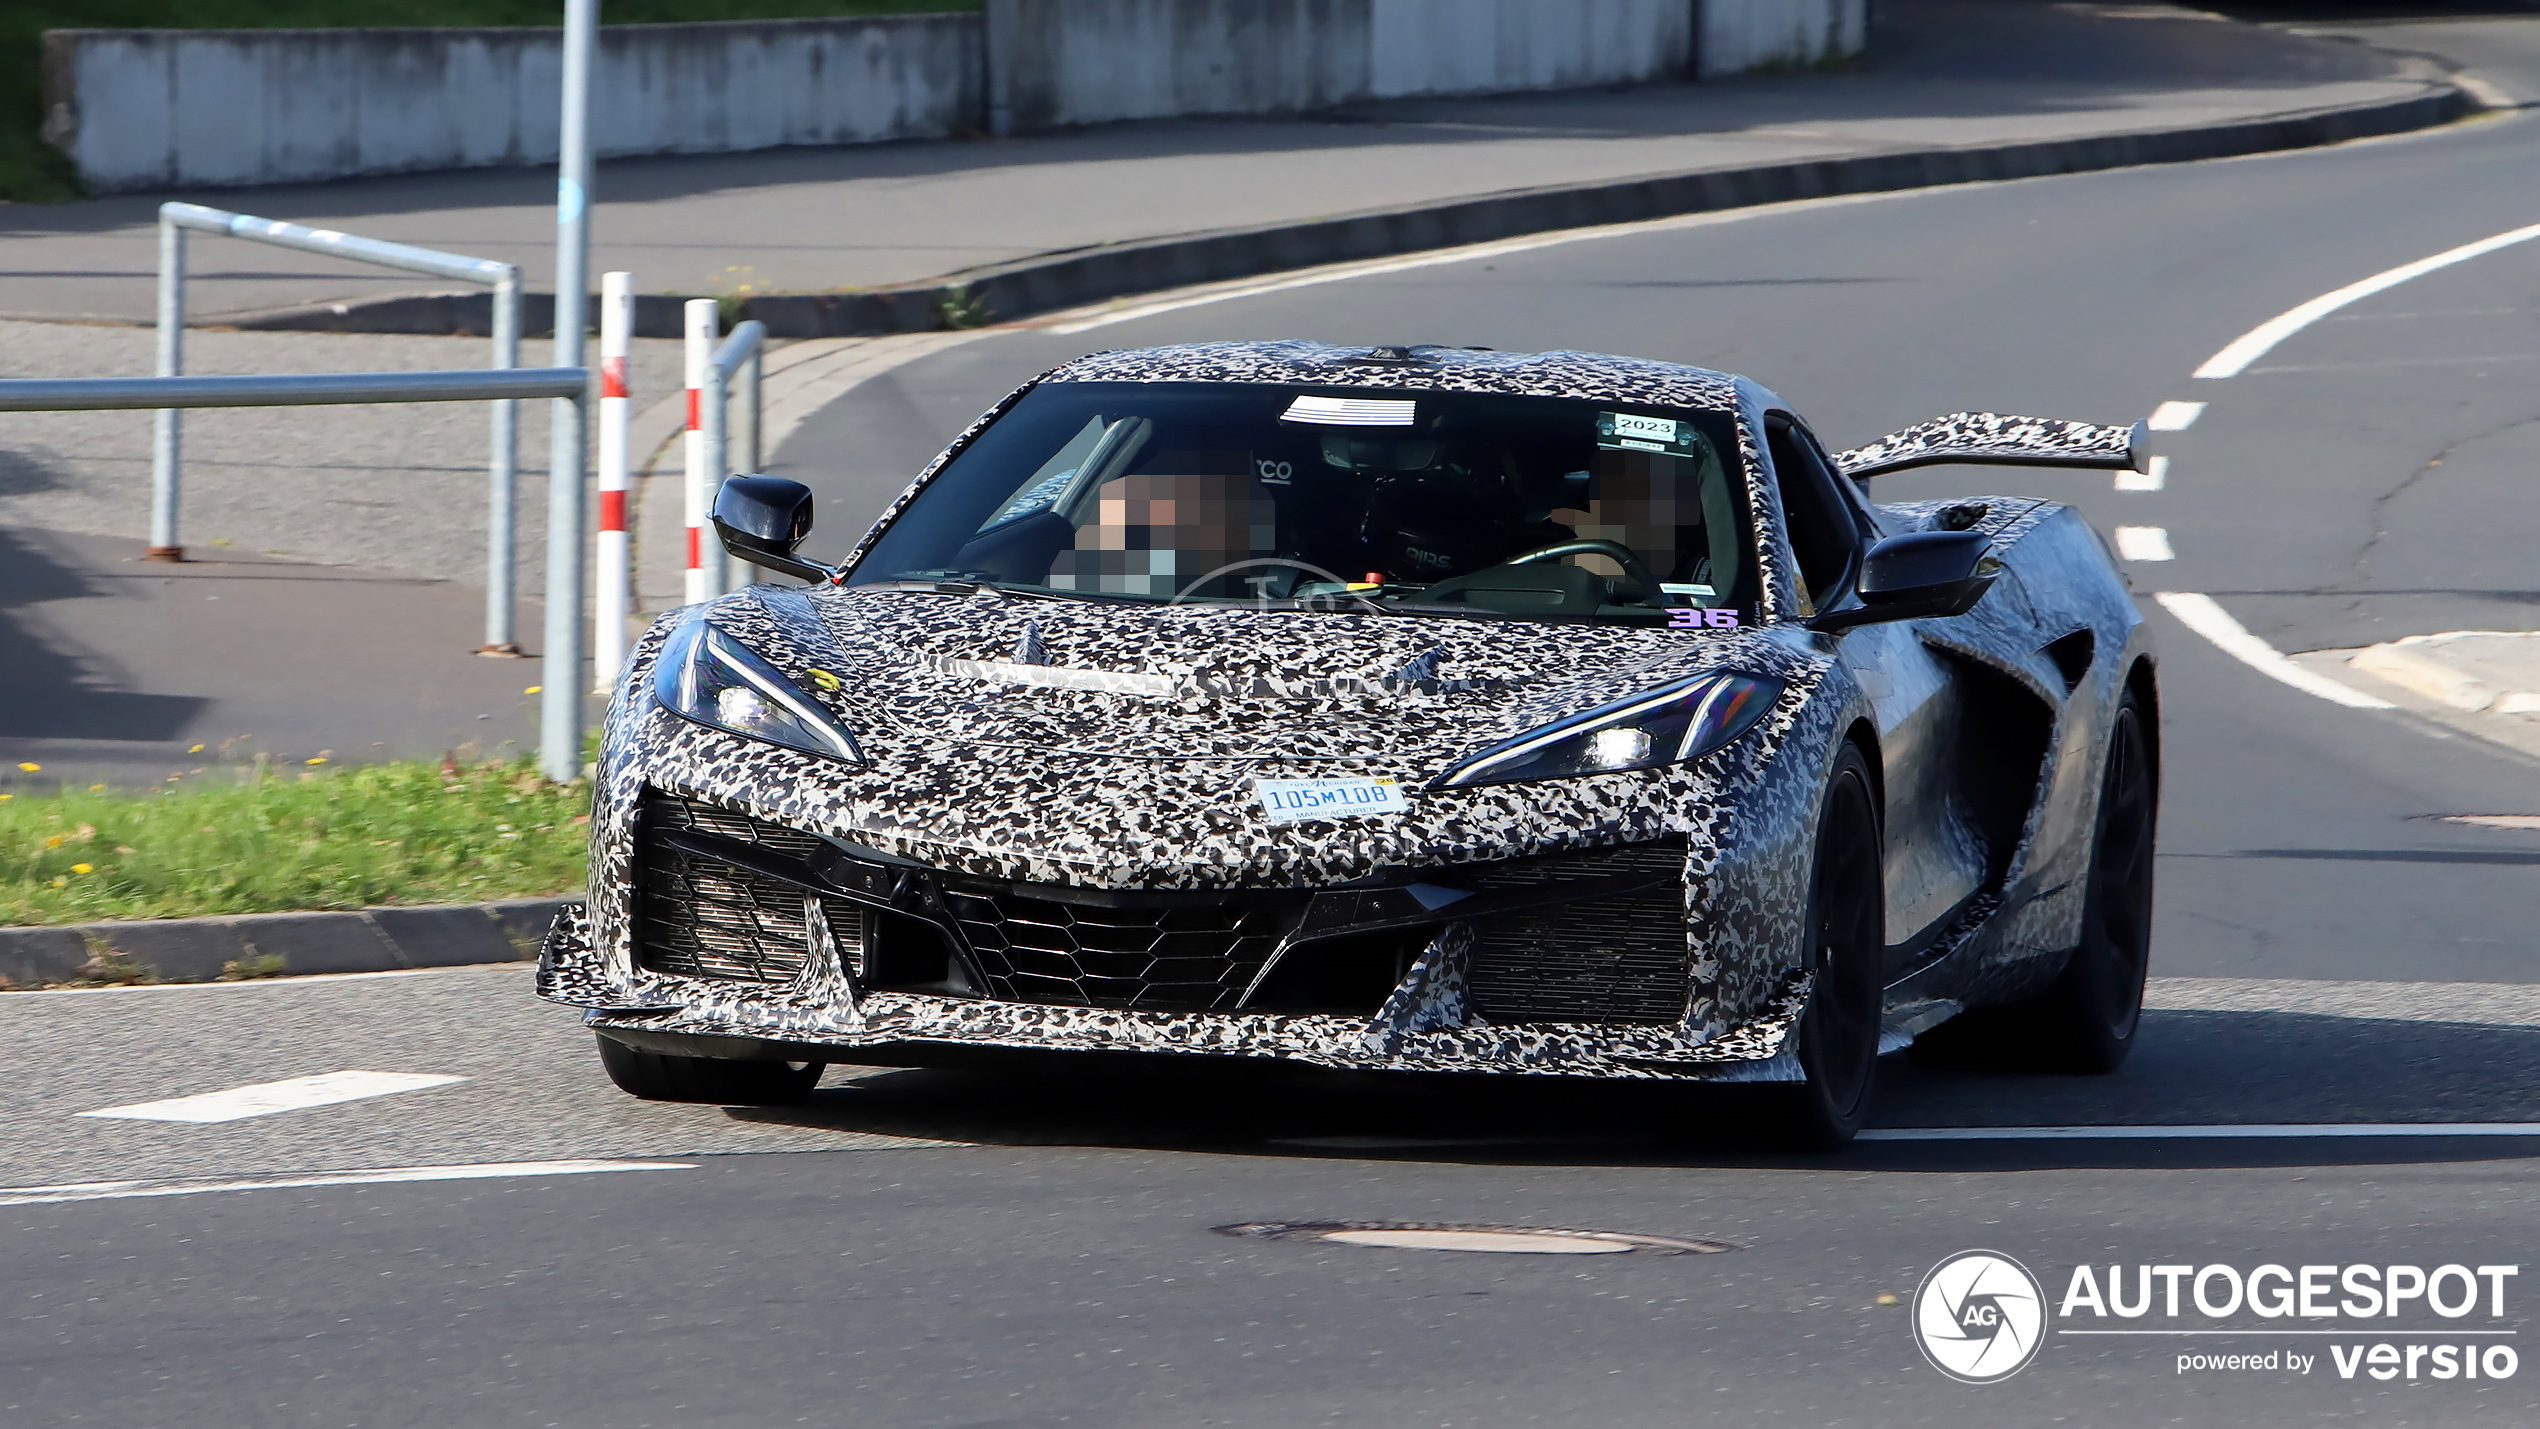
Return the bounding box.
[188,83,2476,341]
[0,897,577,990]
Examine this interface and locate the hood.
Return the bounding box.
[721,585,1789,776]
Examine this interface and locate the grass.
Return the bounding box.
[0,1,979,203]
[0,756,591,926]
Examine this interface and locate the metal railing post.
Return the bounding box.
[682,299,718,603]
[542,0,598,785]
[701,348,730,591]
[737,344,762,474]
[484,264,522,653]
[149,214,185,561]
[594,272,633,691]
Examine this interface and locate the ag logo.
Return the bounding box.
[1912,1250,2046,1384]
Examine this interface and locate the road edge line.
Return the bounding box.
[2152,592,2395,709]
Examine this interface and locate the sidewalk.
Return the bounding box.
[0,0,2511,787]
[0,1,2472,330]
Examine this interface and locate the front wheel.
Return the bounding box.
[596,1034,824,1105]
[1771,744,1886,1149]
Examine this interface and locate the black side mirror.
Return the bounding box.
[712,475,832,583]
[1811,529,1995,631]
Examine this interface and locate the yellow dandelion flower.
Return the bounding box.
[0,793,11,801]
[71,863,92,875]
[16,762,37,772]
[88,783,105,792]
[49,876,66,888]
[306,757,327,766]
[188,744,206,754]
[45,834,64,849]
[524,686,543,695]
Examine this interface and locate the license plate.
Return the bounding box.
[1253,776,1408,823]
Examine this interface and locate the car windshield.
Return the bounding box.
[847,381,1756,625]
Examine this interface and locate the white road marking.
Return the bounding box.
[2453,72,2524,112]
[2193,219,2540,377]
[0,1160,695,1208]
[79,1070,467,1124]
[2443,814,2540,831]
[2153,592,2395,709]
[2115,455,2167,492]
[2147,401,2205,430]
[1863,1123,2540,1142]
[1039,189,1928,335]
[2147,974,2540,1027]
[2113,526,2174,561]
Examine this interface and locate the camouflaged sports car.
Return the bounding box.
[537,340,2160,1146]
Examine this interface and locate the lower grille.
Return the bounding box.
[1467,840,1690,1025]
[946,889,1298,1012]
[634,791,864,986]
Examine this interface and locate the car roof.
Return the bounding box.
[1046,340,1749,415]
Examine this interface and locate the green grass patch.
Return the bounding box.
[0,757,590,926]
[1,1,978,203]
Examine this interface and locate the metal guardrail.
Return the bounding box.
[1,368,592,783]
[155,202,529,653]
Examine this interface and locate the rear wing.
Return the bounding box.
[1834,412,2147,481]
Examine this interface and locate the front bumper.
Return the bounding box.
[539,903,1809,1082]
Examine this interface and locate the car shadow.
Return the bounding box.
[721,1007,2540,1173]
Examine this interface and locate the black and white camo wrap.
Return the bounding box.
[539,343,2153,1081]
[1834,411,2142,481]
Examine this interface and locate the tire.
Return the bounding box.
[595,1034,825,1105]
[1771,744,1886,1149]
[2035,688,2158,1072]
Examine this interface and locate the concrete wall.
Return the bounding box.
[982,0,1701,133]
[43,3,1867,193]
[43,16,983,193]
[1699,0,1867,77]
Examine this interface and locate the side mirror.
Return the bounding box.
[1810,530,1995,631]
[711,475,832,583]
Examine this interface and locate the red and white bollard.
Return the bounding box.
[683,298,719,604]
[592,271,633,691]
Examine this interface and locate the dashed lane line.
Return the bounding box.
[2147,401,2206,430]
[2115,455,2167,492]
[2153,593,2395,710]
[79,1070,467,1124]
[0,1160,696,1208]
[2113,526,2175,561]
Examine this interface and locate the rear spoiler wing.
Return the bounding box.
[1833,412,2148,481]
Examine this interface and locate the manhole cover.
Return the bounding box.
[1215,1221,1736,1255]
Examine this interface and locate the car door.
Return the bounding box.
[1765,413,1983,958]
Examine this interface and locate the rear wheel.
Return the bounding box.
[2037,690,2157,1072]
[1772,745,1886,1149]
[595,1034,825,1105]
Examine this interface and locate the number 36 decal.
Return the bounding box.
[1668,608,1743,630]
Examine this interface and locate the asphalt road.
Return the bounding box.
[15,28,2540,1429]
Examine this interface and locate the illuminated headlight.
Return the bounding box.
[654,618,863,763]
[1438,672,1781,788]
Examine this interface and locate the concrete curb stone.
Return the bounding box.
[0,897,582,990]
[212,83,2475,341]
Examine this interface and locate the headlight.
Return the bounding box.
[654,618,863,763]
[1437,672,1781,788]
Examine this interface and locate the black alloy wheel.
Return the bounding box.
[2041,689,2158,1072]
[596,1034,825,1104]
[1781,744,1886,1149]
